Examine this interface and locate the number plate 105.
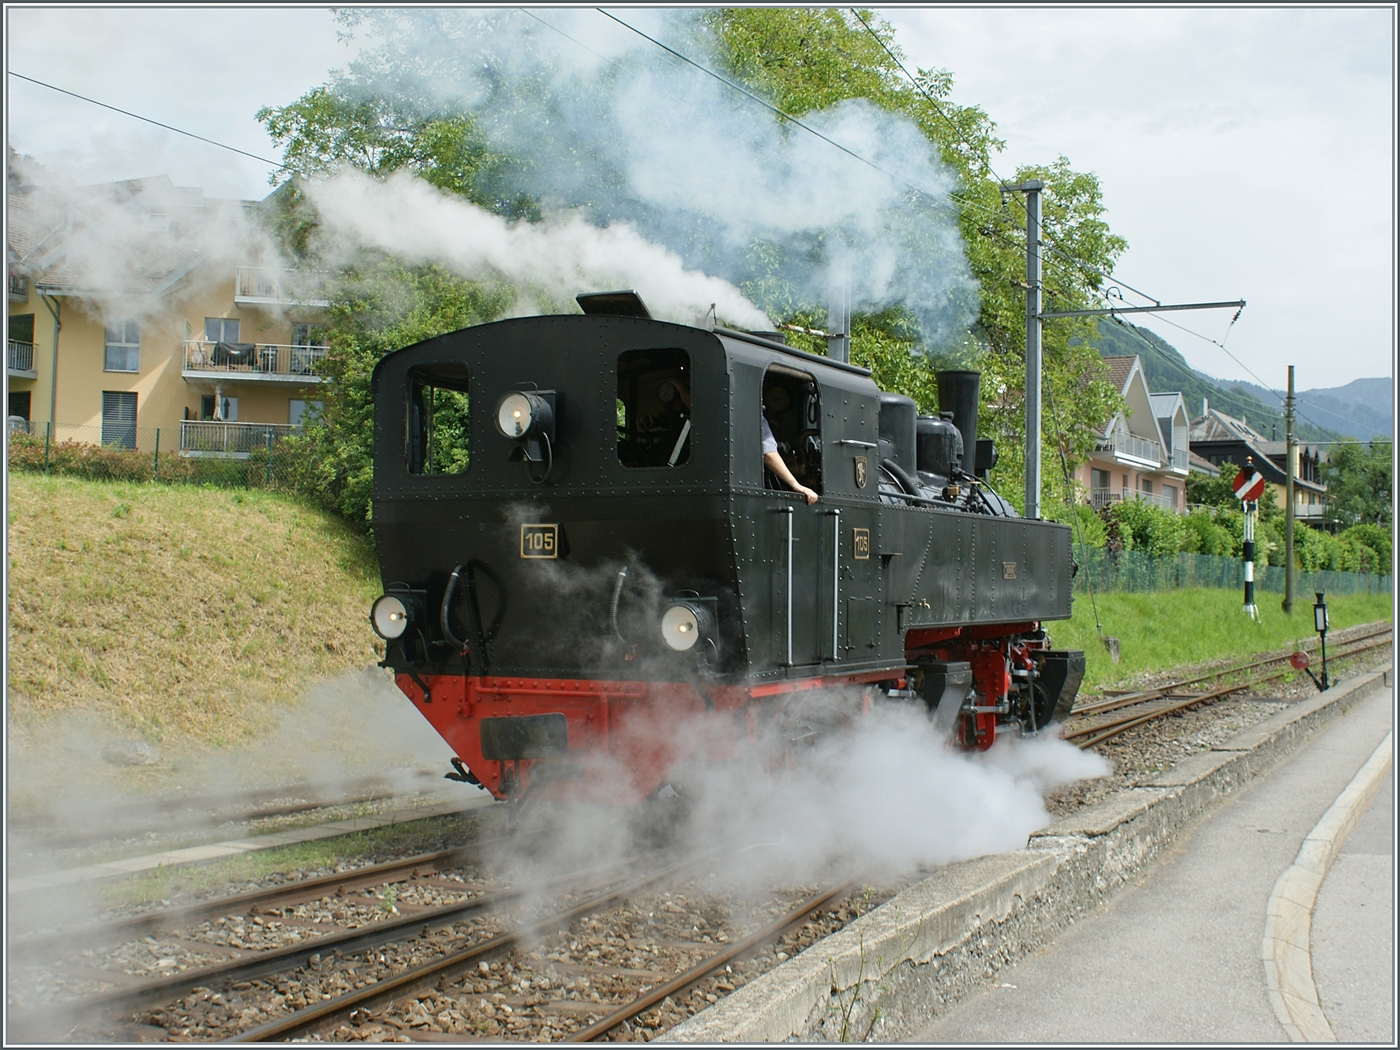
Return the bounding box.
[520,523,558,559]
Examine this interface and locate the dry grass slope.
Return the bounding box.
[6,474,382,746]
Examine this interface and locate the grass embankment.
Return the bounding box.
[1053,588,1393,694]
[6,474,382,745]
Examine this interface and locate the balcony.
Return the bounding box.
[8,267,29,301]
[1095,431,1162,466]
[1091,487,1179,513]
[179,420,299,458]
[9,339,36,378]
[234,266,330,307]
[1170,447,1189,471]
[182,340,329,384]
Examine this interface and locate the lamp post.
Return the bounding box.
[1313,592,1330,690]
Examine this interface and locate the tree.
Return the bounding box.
[1322,440,1392,528]
[257,8,1128,522]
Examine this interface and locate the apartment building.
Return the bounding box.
[7,171,328,457]
[1072,354,1198,513]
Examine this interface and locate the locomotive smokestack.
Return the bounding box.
[936,370,980,475]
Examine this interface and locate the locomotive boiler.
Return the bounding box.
[367,292,1084,809]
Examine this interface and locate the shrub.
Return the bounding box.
[1340,524,1392,572]
[1106,498,1185,557]
[1182,509,1237,557]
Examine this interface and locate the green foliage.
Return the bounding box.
[1181,509,1238,557]
[1105,498,1185,557]
[283,263,515,525]
[1322,440,1392,527]
[1339,524,1391,571]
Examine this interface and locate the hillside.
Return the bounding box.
[1085,319,1343,443]
[6,475,383,746]
[1201,375,1393,442]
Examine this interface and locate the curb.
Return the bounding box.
[1262,730,1393,1042]
[6,794,495,895]
[663,666,1392,1043]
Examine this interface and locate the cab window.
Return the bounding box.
[617,348,691,468]
[762,365,822,493]
[406,363,470,475]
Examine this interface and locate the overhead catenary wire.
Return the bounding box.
[8,71,288,170]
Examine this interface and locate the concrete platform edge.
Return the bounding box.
[662,667,1389,1043]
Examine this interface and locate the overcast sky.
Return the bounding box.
[5,6,1394,392]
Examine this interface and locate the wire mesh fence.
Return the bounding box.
[6,421,307,489]
[1073,545,1391,598]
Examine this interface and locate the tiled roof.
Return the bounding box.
[1102,355,1136,393]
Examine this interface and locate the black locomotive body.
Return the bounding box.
[369,300,1084,804]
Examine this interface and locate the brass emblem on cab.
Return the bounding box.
[520,523,558,559]
[1003,561,1017,579]
[854,456,868,489]
[853,527,871,560]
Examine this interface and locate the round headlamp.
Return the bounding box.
[661,601,714,652]
[370,594,410,640]
[495,391,552,439]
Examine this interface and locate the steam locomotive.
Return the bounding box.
[368,292,1084,808]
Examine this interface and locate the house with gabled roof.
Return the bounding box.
[1189,403,1327,522]
[1072,354,1192,513]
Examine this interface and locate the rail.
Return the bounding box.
[182,340,328,380]
[179,420,299,455]
[1095,430,1162,465]
[9,338,35,372]
[234,266,331,305]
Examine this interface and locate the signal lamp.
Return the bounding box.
[661,600,715,652]
[371,594,411,640]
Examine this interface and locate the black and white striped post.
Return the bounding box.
[1232,457,1266,621]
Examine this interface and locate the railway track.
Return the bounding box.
[9,770,445,854]
[16,836,878,1044]
[1065,625,1392,750]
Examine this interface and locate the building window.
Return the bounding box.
[205,317,240,343]
[291,323,326,347]
[104,320,140,373]
[1162,484,1178,509]
[1091,468,1111,491]
[101,391,137,449]
[9,390,32,421]
[1140,478,1153,495]
[289,399,322,426]
[142,212,170,231]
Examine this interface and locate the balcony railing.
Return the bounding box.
[179,420,299,456]
[234,266,330,306]
[1171,447,1189,471]
[8,267,29,300]
[1095,431,1162,465]
[183,340,329,382]
[1091,487,1180,513]
[9,339,35,373]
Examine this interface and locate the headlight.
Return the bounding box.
[371,594,410,639]
[661,600,714,652]
[495,391,553,439]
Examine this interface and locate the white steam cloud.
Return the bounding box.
[313,8,979,346]
[305,169,771,328]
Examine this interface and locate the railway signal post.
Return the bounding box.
[1233,458,1266,620]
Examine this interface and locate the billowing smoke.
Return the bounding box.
[304,8,978,344]
[305,170,770,329]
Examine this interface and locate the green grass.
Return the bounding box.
[6,473,383,745]
[1051,588,1392,694]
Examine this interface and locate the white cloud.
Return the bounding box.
[882,7,1394,391]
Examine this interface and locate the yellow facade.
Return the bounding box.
[8,264,327,446]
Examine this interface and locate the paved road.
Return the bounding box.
[917,687,1394,1043]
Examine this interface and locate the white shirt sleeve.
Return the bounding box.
[760,415,778,455]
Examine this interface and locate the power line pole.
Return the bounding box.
[1283,365,1296,615]
[1004,181,1245,524]
[1006,180,1043,519]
